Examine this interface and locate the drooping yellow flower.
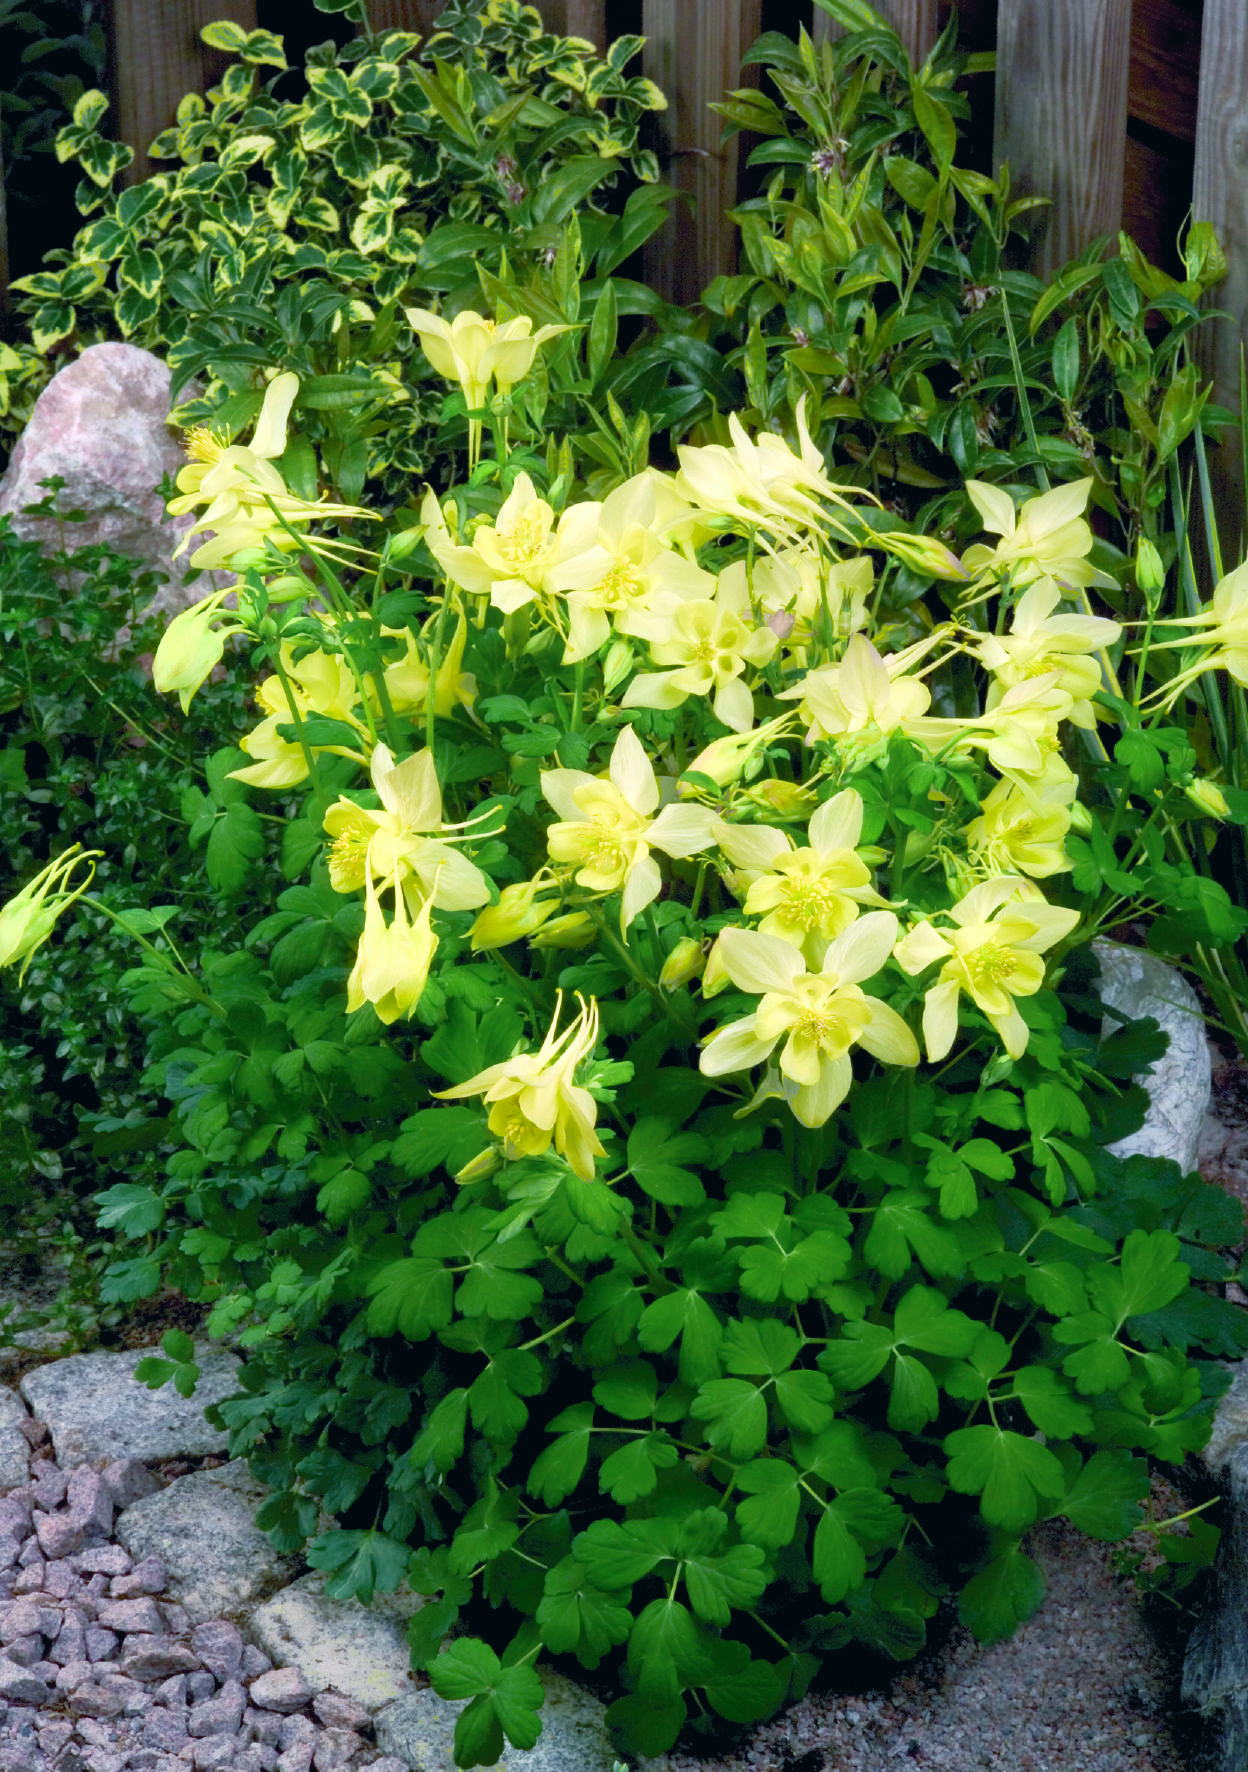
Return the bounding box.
[893,874,1079,1061]
[346,867,438,1025]
[674,398,859,543]
[961,478,1114,590]
[0,846,101,984]
[542,726,717,931]
[151,587,248,713]
[230,642,371,789]
[434,991,605,1181]
[699,913,918,1127]
[718,787,888,961]
[371,607,477,720]
[966,575,1120,729]
[621,598,777,732]
[405,307,573,467]
[680,712,796,792]
[323,744,492,911]
[717,548,874,648]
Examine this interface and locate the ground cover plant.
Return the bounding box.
[5,2,1248,1767]
[0,491,257,1347]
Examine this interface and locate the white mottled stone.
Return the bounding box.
[1095,939,1211,1175]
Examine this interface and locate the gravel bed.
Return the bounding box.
[0,1415,408,1772]
[668,1519,1188,1772]
[0,1409,1200,1772]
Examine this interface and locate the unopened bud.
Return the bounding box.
[529,911,596,950]
[880,532,971,581]
[659,937,707,992]
[602,638,636,696]
[742,778,817,819]
[1067,799,1092,836]
[1135,536,1165,609]
[470,878,559,950]
[454,1146,503,1186]
[684,713,794,791]
[1186,777,1230,820]
[386,526,427,565]
[701,935,731,999]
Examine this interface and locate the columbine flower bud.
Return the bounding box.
[700,934,732,998]
[1135,536,1165,610]
[879,532,971,581]
[741,778,817,819]
[470,877,559,950]
[152,589,242,714]
[529,911,597,950]
[659,937,707,991]
[602,639,636,696]
[683,713,794,791]
[1186,777,1230,820]
[1067,799,1092,836]
[453,1146,504,1186]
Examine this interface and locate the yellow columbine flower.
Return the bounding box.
[323,744,491,911]
[434,991,606,1181]
[230,642,371,789]
[893,875,1079,1062]
[782,632,945,751]
[675,397,859,543]
[542,726,717,931]
[620,598,777,732]
[681,712,796,792]
[0,846,101,984]
[346,867,438,1025]
[548,474,717,663]
[1142,558,1248,707]
[405,307,573,468]
[423,476,602,627]
[961,478,1114,590]
[963,776,1075,880]
[966,575,1120,729]
[151,587,248,713]
[168,372,367,570]
[719,787,888,962]
[699,913,918,1128]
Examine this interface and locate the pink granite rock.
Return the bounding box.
[0,342,226,632]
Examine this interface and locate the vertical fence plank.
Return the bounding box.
[111,0,257,185]
[565,1,608,45]
[811,0,942,64]
[1193,0,1248,562]
[992,0,1132,277]
[641,0,763,307]
[0,132,9,318]
[366,0,448,33]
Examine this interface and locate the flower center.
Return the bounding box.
[778,873,838,931]
[964,937,1015,988]
[598,558,647,608]
[573,819,629,877]
[329,819,372,888]
[184,427,227,466]
[498,506,550,569]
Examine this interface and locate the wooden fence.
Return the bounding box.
[5,0,1247,510]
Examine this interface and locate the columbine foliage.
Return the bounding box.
[8,323,1245,1767]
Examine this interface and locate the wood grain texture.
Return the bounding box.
[993,0,1132,277]
[811,0,943,63]
[641,0,763,306]
[1128,0,1202,144]
[110,0,256,184]
[0,131,9,315]
[1193,0,1248,559]
[565,0,608,45]
[366,0,446,34]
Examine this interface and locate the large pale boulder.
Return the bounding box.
[1094,939,1211,1175]
[0,1388,30,1491]
[374,1668,620,1772]
[0,342,223,627]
